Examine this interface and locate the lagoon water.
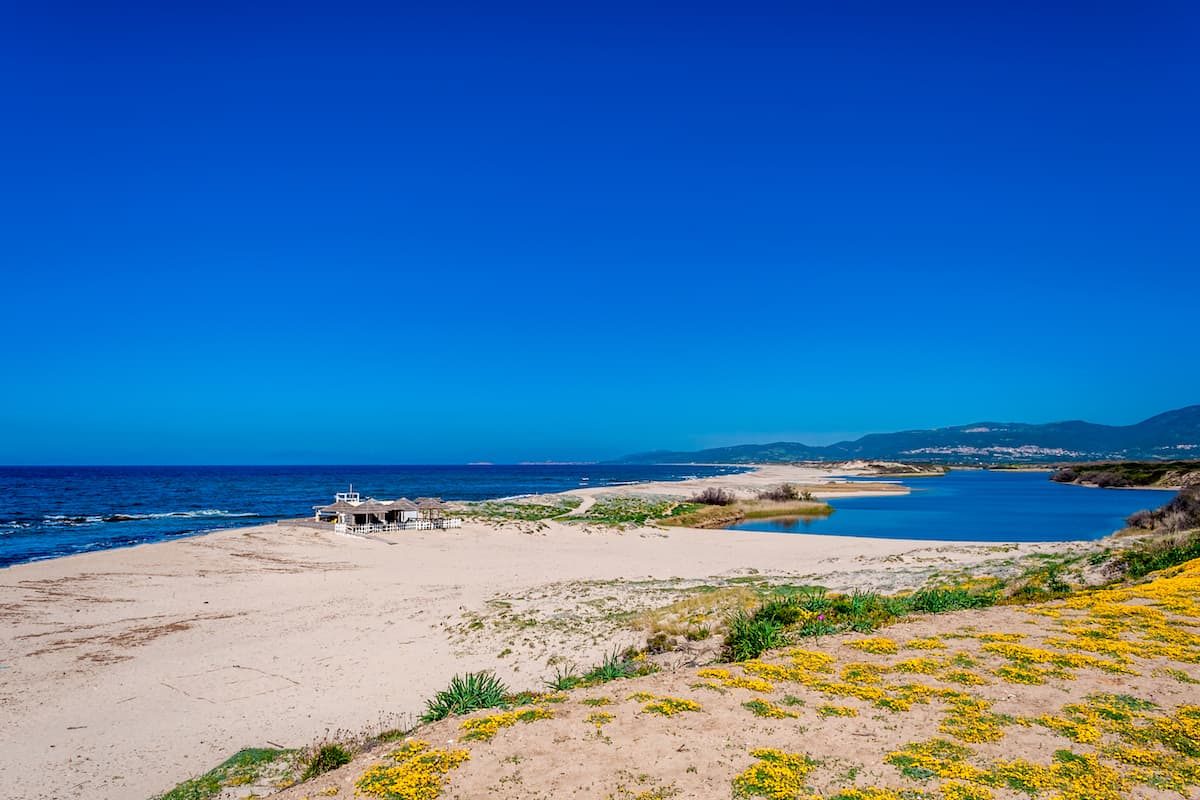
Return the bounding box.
[0,463,747,567]
[731,469,1174,542]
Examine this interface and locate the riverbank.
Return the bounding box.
[1,466,1071,800]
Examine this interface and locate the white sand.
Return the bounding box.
[0,465,1072,800]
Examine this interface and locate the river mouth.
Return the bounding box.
[726,470,1175,543]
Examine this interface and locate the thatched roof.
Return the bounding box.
[318,497,420,514]
[317,500,360,513]
[417,497,444,509]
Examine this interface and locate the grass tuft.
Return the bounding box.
[420,671,509,723]
[300,744,352,781]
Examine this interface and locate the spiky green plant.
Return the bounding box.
[723,610,786,661]
[420,671,509,722]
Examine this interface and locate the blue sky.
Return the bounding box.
[1,2,1197,464]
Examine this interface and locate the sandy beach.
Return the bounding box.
[0,465,1086,800]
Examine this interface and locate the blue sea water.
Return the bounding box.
[730,469,1175,542]
[0,464,746,567]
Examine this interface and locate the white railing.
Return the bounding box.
[335,518,463,534]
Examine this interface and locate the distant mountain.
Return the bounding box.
[615,405,1200,465]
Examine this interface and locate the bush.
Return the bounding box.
[755,483,819,502]
[301,744,352,781]
[1125,486,1200,533]
[1088,470,1133,488]
[907,587,995,613]
[420,671,509,722]
[755,594,808,626]
[692,487,736,506]
[757,483,800,501]
[723,610,786,661]
[1114,530,1200,579]
[584,648,640,682]
[1050,468,1079,483]
[645,632,675,654]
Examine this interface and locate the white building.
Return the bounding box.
[313,488,460,533]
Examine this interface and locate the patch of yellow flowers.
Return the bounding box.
[743,698,799,719]
[697,667,775,693]
[459,706,554,742]
[847,637,899,655]
[732,748,819,799]
[354,740,468,800]
[641,695,703,716]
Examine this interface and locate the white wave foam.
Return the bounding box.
[40,509,258,526]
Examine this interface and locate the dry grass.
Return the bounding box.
[663,499,833,529]
[634,587,760,637]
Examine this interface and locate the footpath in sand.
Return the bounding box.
[277,558,1200,800]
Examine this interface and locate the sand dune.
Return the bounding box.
[0,465,1081,800]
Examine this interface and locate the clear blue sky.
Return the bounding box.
[1,2,1197,464]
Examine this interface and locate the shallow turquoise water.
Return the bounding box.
[730,469,1174,542]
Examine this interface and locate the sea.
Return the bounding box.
[0,463,747,567]
[730,469,1175,542]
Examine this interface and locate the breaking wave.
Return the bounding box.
[38,509,260,527]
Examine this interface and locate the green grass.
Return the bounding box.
[723,609,787,661]
[572,497,693,526]
[1116,531,1200,579]
[154,748,293,800]
[456,497,582,522]
[547,648,659,690]
[420,671,509,722]
[300,744,352,781]
[908,586,997,612]
[721,578,1003,661]
[1052,460,1200,488]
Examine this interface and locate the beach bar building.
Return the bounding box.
[314,489,461,534]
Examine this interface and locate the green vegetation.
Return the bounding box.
[300,743,352,781]
[420,671,509,722]
[756,483,815,502]
[908,585,999,612]
[741,501,834,520]
[1051,460,1200,488]
[154,748,294,800]
[664,499,834,529]
[721,578,1010,661]
[1114,528,1200,579]
[713,545,1184,663]
[723,609,788,661]
[547,648,659,690]
[572,496,703,527]
[1126,485,1200,532]
[455,496,582,522]
[693,487,737,505]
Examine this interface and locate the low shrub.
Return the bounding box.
[757,483,805,502]
[301,744,352,781]
[692,487,736,506]
[1050,467,1079,483]
[1114,530,1200,579]
[908,586,996,613]
[420,671,508,722]
[645,632,675,654]
[1125,486,1200,533]
[547,648,658,690]
[755,594,808,626]
[155,748,290,800]
[723,610,786,661]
